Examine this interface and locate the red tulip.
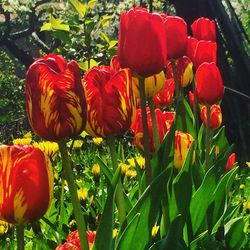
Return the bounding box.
[110,55,121,71]
[118,7,167,77]
[83,66,136,137]
[188,91,194,109]
[225,153,236,171]
[163,15,188,59]
[186,36,217,69]
[195,62,224,105]
[0,145,53,224]
[56,230,96,250]
[131,108,174,152]
[191,17,216,42]
[153,78,175,107]
[166,56,193,87]
[26,54,87,142]
[200,104,222,129]
[174,131,194,169]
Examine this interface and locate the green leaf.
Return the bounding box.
[148,215,183,250]
[70,0,87,17]
[118,169,170,249]
[87,0,97,9]
[116,214,140,250]
[95,156,113,184]
[78,59,99,71]
[41,15,70,32]
[93,167,121,250]
[190,165,217,235]
[212,126,229,154]
[225,217,246,250]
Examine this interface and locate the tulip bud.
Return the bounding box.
[0,145,53,224]
[195,62,224,105]
[83,66,136,137]
[26,54,87,142]
[163,15,188,59]
[191,17,216,42]
[118,7,167,77]
[174,131,194,169]
[188,91,194,109]
[225,153,236,171]
[200,104,222,129]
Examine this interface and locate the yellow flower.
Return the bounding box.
[135,155,145,170]
[244,201,250,211]
[126,169,137,178]
[151,225,160,237]
[13,137,32,145]
[127,158,136,168]
[214,146,220,157]
[33,141,59,157]
[81,131,89,138]
[23,131,32,138]
[113,228,118,238]
[92,137,103,145]
[240,184,245,190]
[246,162,250,168]
[77,188,88,201]
[119,163,129,175]
[0,220,10,235]
[92,163,100,176]
[72,139,83,149]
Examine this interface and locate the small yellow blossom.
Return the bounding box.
[33,141,59,157]
[0,220,10,235]
[151,225,160,237]
[246,162,250,168]
[113,228,118,238]
[72,140,84,149]
[13,137,32,145]
[126,169,137,178]
[240,184,245,190]
[214,146,220,157]
[77,188,88,201]
[136,155,145,170]
[127,158,136,168]
[119,163,129,175]
[81,131,89,138]
[92,137,103,145]
[244,201,250,211]
[23,131,32,138]
[92,163,100,176]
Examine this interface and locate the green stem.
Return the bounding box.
[205,105,212,171]
[58,141,89,250]
[138,77,152,185]
[107,136,126,227]
[148,98,160,151]
[16,224,24,250]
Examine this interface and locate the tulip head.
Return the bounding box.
[153,78,175,108]
[188,91,194,109]
[191,17,216,42]
[195,62,224,105]
[26,54,87,142]
[200,104,222,129]
[225,153,236,171]
[0,145,53,224]
[163,15,188,59]
[174,131,194,169]
[83,66,136,137]
[118,7,167,77]
[186,37,217,69]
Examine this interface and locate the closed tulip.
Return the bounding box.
[163,15,188,59]
[83,66,136,137]
[174,131,194,169]
[131,108,174,152]
[0,145,53,224]
[153,78,175,107]
[166,56,193,87]
[200,104,222,129]
[26,54,87,142]
[118,7,167,77]
[195,62,224,105]
[188,91,194,109]
[225,153,236,171]
[191,17,216,42]
[186,36,217,69]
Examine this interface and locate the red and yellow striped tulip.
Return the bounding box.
[200,104,222,129]
[26,54,87,142]
[0,145,53,224]
[174,131,194,169]
[83,66,136,137]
